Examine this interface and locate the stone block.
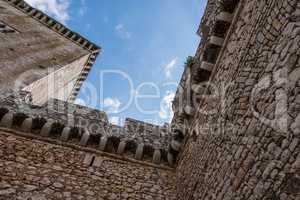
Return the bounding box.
[0,113,13,128]
[171,140,182,152]
[40,121,54,137]
[262,162,276,180]
[117,140,127,155]
[289,138,299,152]
[60,127,72,141]
[79,131,90,146]
[135,143,144,160]
[192,84,206,94]
[167,152,174,166]
[216,12,234,23]
[93,157,103,167]
[20,118,33,132]
[200,61,215,72]
[99,136,108,151]
[210,36,225,46]
[83,153,94,166]
[152,149,161,164]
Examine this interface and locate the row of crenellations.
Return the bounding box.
[0,107,177,168]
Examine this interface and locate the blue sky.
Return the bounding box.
[25,0,207,125]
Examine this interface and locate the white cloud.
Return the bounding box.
[25,0,70,24]
[164,58,177,78]
[109,116,120,125]
[74,98,86,106]
[104,98,122,114]
[159,91,175,121]
[115,24,131,39]
[79,7,87,16]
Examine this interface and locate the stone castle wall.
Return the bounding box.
[23,54,90,105]
[0,0,99,104]
[174,0,300,199]
[0,91,176,199]
[0,130,175,200]
[0,91,175,167]
[0,0,299,199]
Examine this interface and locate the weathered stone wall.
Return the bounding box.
[0,91,175,167]
[0,0,99,103]
[124,118,172,150]
[175,0,300,199]
[0,92,109,135]
[23,54,90,105]
[0,130,175,200]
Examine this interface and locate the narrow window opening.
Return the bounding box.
[89,156,95,166]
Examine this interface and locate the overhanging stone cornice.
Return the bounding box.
[4,0,100,53]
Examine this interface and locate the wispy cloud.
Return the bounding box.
[78,0,87,17]
[164,58,178,78]
[25,0,70,24]
[159,91,175,122]
[104,98,122,113]
[115,24,131,39]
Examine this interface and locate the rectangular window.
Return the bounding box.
[0,21,17,34]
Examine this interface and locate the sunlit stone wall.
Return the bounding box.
[174,0,300,199]
[0,130,176,200]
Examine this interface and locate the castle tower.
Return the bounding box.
[0,0,100,105]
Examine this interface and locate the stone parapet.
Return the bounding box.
[0,90,175,167]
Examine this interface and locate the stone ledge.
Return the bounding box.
[68,53,99,101]
[200,61,215,72]
[216,12,234,23]
[209,36,225,47]
[4,0,100,53]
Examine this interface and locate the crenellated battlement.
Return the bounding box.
[0,90,178,167]
[170,0,241,148]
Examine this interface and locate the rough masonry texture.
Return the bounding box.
[0,91,174,166]
[0,0,100,105]
[172,0,300,199]
[0,0,299,199]
[0,130,175,200]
